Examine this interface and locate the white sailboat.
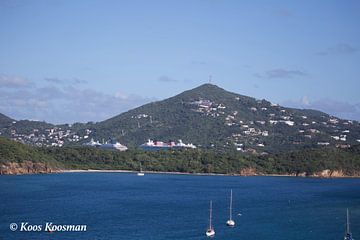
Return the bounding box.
[137,163,144,176]
[344,208,353,240]
[226,189,235,227]
[206,200,215,237]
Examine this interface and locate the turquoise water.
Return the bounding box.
[0,173,359,240]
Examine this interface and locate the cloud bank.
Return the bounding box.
[317,43,358,56]
[157,75,178,83]
[0,75,32,88]
[256,68,308,79]
[282,97,360,121]
[44,77,88,85]
[0,80,153,124]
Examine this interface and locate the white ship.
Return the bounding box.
[140,139,196,150]
[174,139,197,149]
[100,141,128,151]
[83,138,101,147]
[84,138,128,151]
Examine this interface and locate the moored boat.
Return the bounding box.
[226,189,235,227]
[137,162,144,176]
[206,200,215,237]
[344,208,353,240]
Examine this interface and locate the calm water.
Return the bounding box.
[0,173,359,240]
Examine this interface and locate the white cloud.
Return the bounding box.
[317,43,358,56]
[0,85,153,124]
[44,77,88,85]
[282,97,360,121]
[301,96,310,106]
[275,8,294,17]
[0,74,31,88]
[256,69,308,79]
[158,75,178,82]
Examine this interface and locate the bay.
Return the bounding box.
[0,173,359,240]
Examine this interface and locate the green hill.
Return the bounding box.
[0,113,13,128]
[1,84,360,154]
[0,137,62,174]
[87,84,360,153]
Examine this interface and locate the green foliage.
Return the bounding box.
[267,145,360,175]
[41,147,250,174]
[1,137,360,175]
[41,145,360,175]
[0,137,61,168]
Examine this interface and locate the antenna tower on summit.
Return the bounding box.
[209,75,212,84]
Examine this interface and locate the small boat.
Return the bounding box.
[206,200,215,237]
[226,189,235,227]
[344,208,353,240]
[137,163,145,176]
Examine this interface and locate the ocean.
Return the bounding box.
[0,173,359,240]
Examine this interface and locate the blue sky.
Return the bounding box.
[0,0,359,123]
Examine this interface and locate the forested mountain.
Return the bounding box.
[1,84,360,154]
[86,84,360,153]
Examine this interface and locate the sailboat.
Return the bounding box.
[137,162,144,176]
[344,208,353,240]
[226,189,235,227]
[206,200,215,237]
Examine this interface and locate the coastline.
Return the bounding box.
[60,169,360,178]
[1,167,358,178]
[61,169,229,176]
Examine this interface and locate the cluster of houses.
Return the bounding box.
[189,97,360,152]
[3,123,93,147]
[191,99,227,118]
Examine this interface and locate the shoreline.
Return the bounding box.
[1,168,358,178]
[60,169,360,178]
[62,169,229,176]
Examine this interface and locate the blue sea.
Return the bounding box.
[0,173,359,240]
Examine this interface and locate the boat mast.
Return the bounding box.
[347,208,350,234]
[209,201,212,229]
[229,189,233,221]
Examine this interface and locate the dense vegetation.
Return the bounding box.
[1,84,360,152]
[0,137,62,168]
[1,137,359,176]
[258,146,360,176]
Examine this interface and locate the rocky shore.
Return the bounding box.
[1,164,359,178]
[242,168,360,178]
[0,161,59,175]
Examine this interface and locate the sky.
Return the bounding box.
[0,0,359,124]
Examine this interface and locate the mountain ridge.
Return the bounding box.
[1,84,359,153]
